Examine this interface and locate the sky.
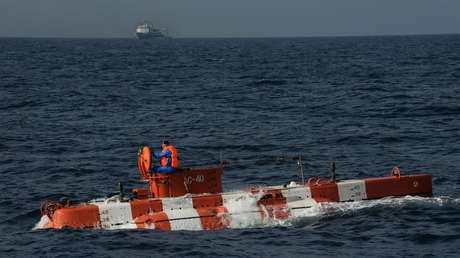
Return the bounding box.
[1,0,460,38]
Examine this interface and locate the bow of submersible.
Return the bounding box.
[38,146,432,230]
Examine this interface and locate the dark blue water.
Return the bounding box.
[1,35,460,257]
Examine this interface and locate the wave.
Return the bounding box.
[260,195,460,230]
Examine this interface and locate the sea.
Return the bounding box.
[1,35,460,257]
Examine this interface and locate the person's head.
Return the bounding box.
[162,140,169,149]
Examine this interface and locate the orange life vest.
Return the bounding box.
[160,145,179,168]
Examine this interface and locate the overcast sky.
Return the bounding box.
[1,0,460,38]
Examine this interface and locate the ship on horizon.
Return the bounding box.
[135,22,168,40]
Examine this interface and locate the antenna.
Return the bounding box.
[297,154,305,185]
[330,162,336,183]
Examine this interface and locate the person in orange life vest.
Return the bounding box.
[152,140,179,174]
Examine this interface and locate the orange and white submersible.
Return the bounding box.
[37,146,432,230]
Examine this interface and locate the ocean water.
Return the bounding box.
[1,35,460,257]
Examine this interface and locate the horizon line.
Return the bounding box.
[0,32,459,40]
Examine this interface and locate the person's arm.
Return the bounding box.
[154,149,171,159]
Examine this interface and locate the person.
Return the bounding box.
[152,140,179,174]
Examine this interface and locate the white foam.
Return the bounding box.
[253,195,460,229]
[309,195,460,220]
[32,215,50,230]
[222,191,264,228]
[423,196,460,207]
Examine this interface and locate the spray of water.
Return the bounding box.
[281,196,460,229]
[222,191,266,229]
[32,215,50,230]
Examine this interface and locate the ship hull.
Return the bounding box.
[136,32,166,40]
[39,174,432,230]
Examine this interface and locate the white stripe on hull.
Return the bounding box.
[161,197,203,230]
[337,180,367,202]
[96,200,136,229]
[282,186,318,217]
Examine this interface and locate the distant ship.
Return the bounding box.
[135,22,168,39]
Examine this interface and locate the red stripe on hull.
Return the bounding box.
[365,174,432,199]
[256,189,290,220]
[131,199,173,230]
[135,212,171,230]
[192,194,230,230]
[51,204,100,229]
[310,184,340,202]
[130,199,164,219]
